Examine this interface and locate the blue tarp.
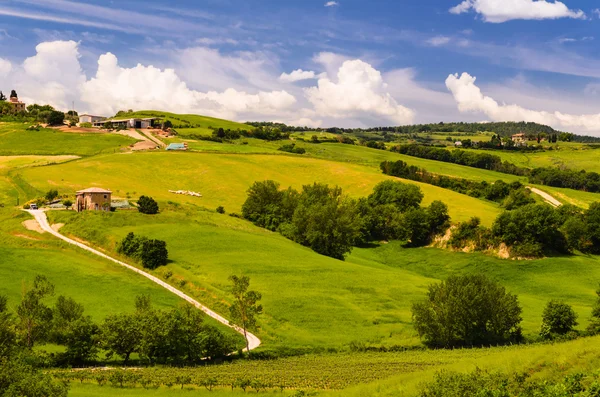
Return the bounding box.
[166,143,186,150]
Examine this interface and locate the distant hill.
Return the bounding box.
[112,110,253,131]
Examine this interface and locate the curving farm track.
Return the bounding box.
[26,210,260,351]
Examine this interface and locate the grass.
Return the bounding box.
[44,206,600,351]
[19,151,501,225]
[0,208,182,320]
[111,111,252,132]
[468,143,600,172]
[0,123,136,156]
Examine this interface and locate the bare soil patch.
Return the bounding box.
[51,223,64,232]
[22,219,44,234]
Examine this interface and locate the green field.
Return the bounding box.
[469,143,600,172]
[0,123,136,156]
[63,334,600,396]
[41,204,600,351]
[19,151,501,224]
[112,110,252,132]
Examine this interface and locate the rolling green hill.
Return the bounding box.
[112,110,253,137]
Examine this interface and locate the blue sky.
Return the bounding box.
[2,0,600,132]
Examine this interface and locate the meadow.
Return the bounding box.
[0,122,136,156]
[19,151,501,224]
[44,205,600,351]
[113,110,252,132]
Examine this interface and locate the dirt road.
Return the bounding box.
[527,187,562,207]
[26,210,260,351]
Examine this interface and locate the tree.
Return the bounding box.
[61,317,99,365]
[541,300,578,338]
[52,295,84,342]
[46,111,65,126]
[101,313,141,363]
[163,120,173,130]
[241,180,286,230]
[140,239,168,270]
[0,357,69,397]
[62,199,73,210]
[45,189,59,202]
[0,295,16,358]
[228,275,262,354]
[285,183,362,259]
[412,274,523,348]
[17,275,55,348]
[368,180,423,212]
[137,195,159,214]
[587,286,600,335]
[0,91,6,101]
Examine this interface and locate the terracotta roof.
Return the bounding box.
[76,187,112,194]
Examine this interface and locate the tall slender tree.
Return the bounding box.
[228,275,262,354]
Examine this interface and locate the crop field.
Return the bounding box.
[60,334,600,396]
[0,123,136,156]
[19,151,501,224]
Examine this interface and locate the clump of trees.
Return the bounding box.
[529,167,600,192]
[117,232,168,269]
[0,276,237,374]
[241,180,450,259]
[380,160,534,209]
[412,274,523,348]
[278,143,306,154]
[137,195,159,214]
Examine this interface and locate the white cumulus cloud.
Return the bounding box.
[325,1,339,7]
[450,0,585,23]
[279,69,317,83]
[446,72,600,132]
[305,59,415,124]
[427,36,451,46]
[80,52,296,118]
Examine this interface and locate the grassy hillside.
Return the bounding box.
[19,151,501,224]
[0,123,136,156]
[112,111,252,137]
[44,205,600,351]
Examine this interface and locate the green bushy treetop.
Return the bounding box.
[137,195,159,214]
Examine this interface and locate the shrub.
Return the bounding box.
[541,300,578,338]
[216,206,225,214]
[137,196,159,214]
[278,143,306,154]
[45,189,59,201]
[47,111,65,126]
[62,199,73,210]
[79,122,93,128]
[412,274,523,348]
[140,239,168,270]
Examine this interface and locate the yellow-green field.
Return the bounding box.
[19,151,501,224]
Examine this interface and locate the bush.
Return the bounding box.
[541,300,578,338]
[47,111,65,126]
[412,274,523,348]
[216,206,225,214]
[137,196,159,215]
[79,122,93,128]
[140,239,168,270]
[45,189,59,202]
[278,143,306,154]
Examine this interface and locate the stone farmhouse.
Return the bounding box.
[8,91,26,112]
[511,133,527,146]
[76,187,112,212]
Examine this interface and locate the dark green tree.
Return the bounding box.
[541,300,578,338]
[137,195,159,214]
[0,295,15,358]
[61,317,99,365]
[368,180,424,211]
[17,275,55,348]
[587,286,600,335]
[241,180,286,230]
[0,91,6,101]
[412,274,523,348]
[46,111,65,126]
[101,313,141,363]
[140,239,168,269]
[228,275,262,354]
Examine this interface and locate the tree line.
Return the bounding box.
[380,160,535,210]
[241,180,451,259]
[449,202,600,258]
[391,144,600,193]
